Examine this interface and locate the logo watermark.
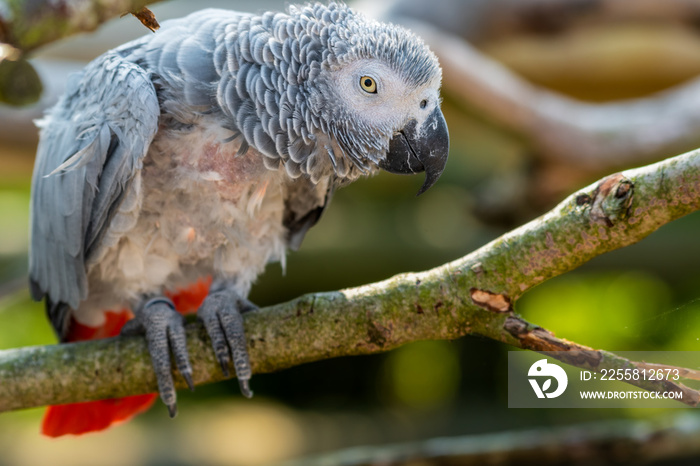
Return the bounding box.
[528,359,568,399]
[508,351,698,408]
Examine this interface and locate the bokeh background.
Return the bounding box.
[3,0,700,464]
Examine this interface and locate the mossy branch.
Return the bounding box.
[0,0,162,52]
[3,148,700,412]
[0,0,162,105]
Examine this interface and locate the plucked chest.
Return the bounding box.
[91,123,290,299]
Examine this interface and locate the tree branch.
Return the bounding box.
[0,0,162,105]
[0,0,162,52]
[3,147,700,412]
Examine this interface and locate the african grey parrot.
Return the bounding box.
[29,1,449,422]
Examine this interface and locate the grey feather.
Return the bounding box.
[117,3,439,183]
[29,52,159,330]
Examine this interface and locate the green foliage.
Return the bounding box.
[381,340,461,409]
[0,57,42,106]
[0,189,30,256]
[0,292,55,350]
[517,270,673,350]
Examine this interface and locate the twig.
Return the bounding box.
[504,317,700,406]
[635,363,700,382]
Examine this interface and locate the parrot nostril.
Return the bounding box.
[420,99,428,109]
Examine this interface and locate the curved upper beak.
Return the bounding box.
[379,107,449,195]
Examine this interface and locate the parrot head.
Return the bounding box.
[314,4,448,194]
[221,3,448,194]
[320,50,448,195]
[271,3,449,194]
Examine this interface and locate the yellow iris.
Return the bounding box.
[360,76,377,93]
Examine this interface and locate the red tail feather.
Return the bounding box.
[42,395,158,437]
[42,278,212,437]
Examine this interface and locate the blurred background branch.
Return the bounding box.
[359,0,700,43]
[281,414,700,466]
[411,20,700,170]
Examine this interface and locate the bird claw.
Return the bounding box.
[182,370,195,392]
[167,402,178,419]
[198,286,256,397]
[124,297,193,417]
[217,354,231,378]
[239,378,254,399]
[122,287,254,417]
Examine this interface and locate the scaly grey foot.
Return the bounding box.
[121,297,194,418]
[197,282,256,398]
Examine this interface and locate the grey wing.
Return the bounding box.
[29,52,160,336]
[284,179,335,251]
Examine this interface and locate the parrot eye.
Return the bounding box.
[359,76,377,94]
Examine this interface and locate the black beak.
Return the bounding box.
[379,107,449,195]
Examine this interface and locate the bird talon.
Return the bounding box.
[219,358,231,378]
[239,379,253,399]
[167,403,178,419]
[198,287,254,397]
[131,297,195,416]
[182,371,195,392]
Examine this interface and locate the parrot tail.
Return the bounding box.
[41,277,213,437]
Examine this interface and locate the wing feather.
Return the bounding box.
[29,52,160,335]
